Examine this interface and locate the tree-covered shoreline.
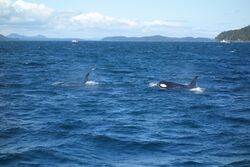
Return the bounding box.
[216,25,250,42]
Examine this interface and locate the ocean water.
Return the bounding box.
[0,41,250,167]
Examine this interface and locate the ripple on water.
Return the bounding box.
[1,42,250,166]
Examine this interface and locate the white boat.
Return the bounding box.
[72,39,78,43]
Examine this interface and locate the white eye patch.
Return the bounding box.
[159,83,167,88]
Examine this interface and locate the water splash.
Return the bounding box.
[149,82,158,88]
[52,81,65,86]
[189,87,206,94]
[85,80,99,86]
[52,81,72,87]
[52,81,98,87]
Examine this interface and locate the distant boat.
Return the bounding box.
[220,39,230,43]
[72,39,78,43]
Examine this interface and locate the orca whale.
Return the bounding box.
[158,76,198,90]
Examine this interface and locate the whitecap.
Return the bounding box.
[189,87,206,94]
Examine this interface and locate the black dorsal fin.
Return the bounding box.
[83,72,90,83]
[189,76,198,88]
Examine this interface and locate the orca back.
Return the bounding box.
[188,76,198,88]
[159,81,186,89]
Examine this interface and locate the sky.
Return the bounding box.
[0,0,249,39]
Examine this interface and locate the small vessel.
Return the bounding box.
[72,39,78,43]
[220,39,230,43]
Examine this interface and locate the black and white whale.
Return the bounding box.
[158,76,198,90]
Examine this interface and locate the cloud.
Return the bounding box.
[142,20,181,27]
[0,0,53,25]
[70,12,140,28]
[71,12,117,27]
[70,12,181,29]
[0,0,183,37]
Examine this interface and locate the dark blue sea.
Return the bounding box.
[0,41,250,167]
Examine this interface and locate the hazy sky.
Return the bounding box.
[0,0,249,38]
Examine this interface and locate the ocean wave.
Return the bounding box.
[51,82,76,87]
[2,41,249,166]
[172,160,203,166]
[0,152,23,166]
[90,134,167,151]
[172,119,203,129]
[109,69,135,74]
[51,119,87,131]
[0,83,26,88]
[223,159,250,167]
[0,146,73,166]
[222,115,250,125]
[0,127,27,139]
[0,73,5,77]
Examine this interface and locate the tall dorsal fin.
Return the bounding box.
[189,76,198,88]
[83,72,90,83]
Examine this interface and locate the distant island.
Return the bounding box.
[1,25,250,42]
[7,33,48,41]
[102,35,214,42]
[0,33,83,41]
[215,25,250,42]
[0,33,214,42]
[0,34,10,41]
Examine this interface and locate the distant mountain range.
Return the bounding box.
[102,35,214,42]
[0,33,83,41]
[7,33,48,41]
[0,33,214,42]
[215,25,250,42]
[0,34,11,41]
[1,26,250,42]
